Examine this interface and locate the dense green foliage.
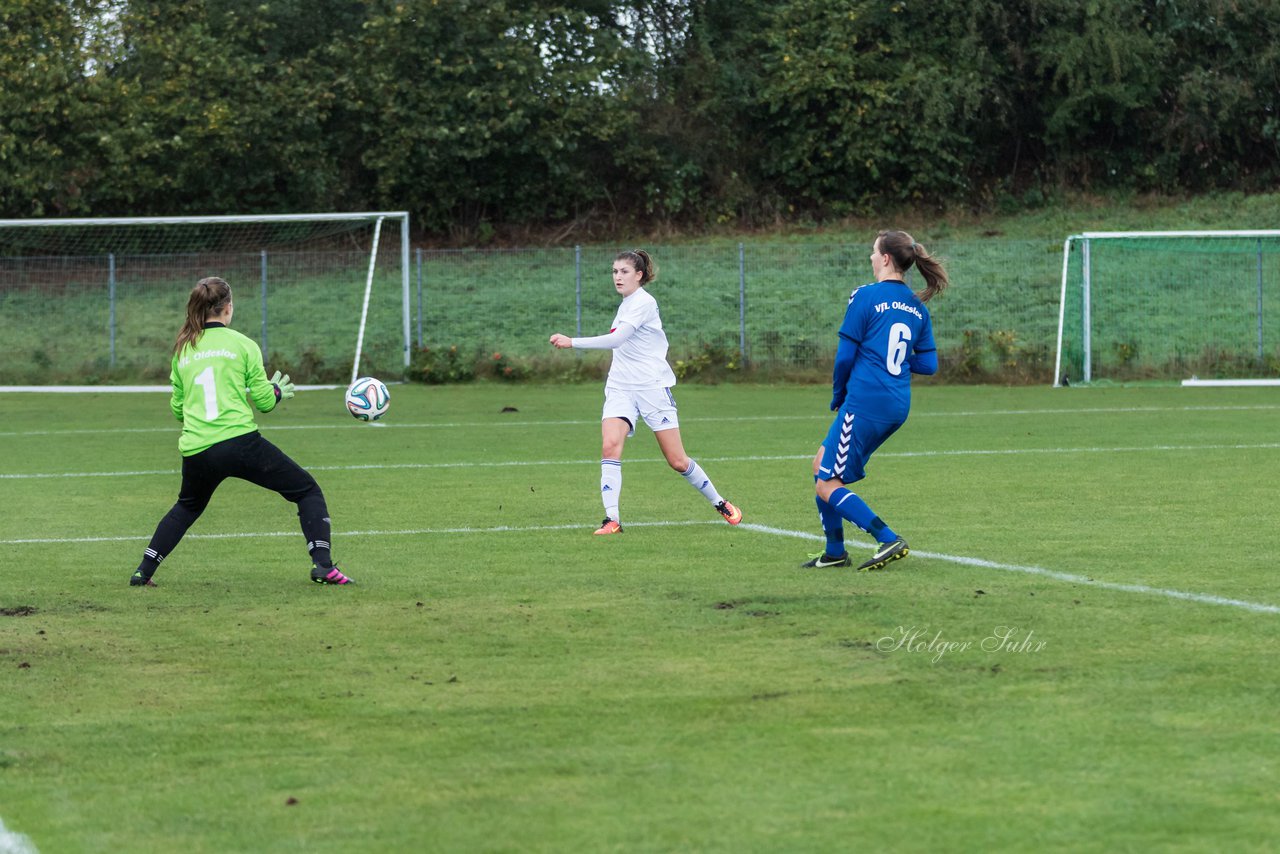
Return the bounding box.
[2,0,1278,232]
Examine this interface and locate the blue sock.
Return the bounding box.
[828,487,897,544]
[815,480,845,557]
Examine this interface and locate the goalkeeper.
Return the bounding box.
[129,277,353,587]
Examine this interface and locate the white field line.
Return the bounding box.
[4,519,1277,616]
[1181,378,1280,387]
[1,519,713,544]
[4,442,1280,481]
[4,403,1280,439]
[0,816,39,854]
[738,523,1280,615]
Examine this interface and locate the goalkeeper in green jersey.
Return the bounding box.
[130,277,353,587]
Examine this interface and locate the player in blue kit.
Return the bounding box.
[804,230,948,571]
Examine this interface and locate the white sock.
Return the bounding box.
[601,459,622,521]
[680,459,723,505]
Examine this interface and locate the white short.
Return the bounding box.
[602,386,679,436]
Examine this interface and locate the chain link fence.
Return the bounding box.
[411,240,1065,382]
[1,239,1066,385]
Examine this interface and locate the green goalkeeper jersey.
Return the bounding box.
[170,324,278,456]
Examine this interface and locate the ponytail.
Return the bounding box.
[879,230,948,303]
[615,249,658,284]
[174,277,232,356]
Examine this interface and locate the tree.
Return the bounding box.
[0,0,121,215]
[327,0,636,234]
[84,0,339,214]
[4,0,1276,229]
[741,0,1021,214]
[1150,0,1280,189]
[1027,0,1171,188]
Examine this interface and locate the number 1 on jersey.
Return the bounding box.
[194,366,220,420]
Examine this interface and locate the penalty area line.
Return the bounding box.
[739,522,1280,615]
[0,519,718,545]
[9,519,1275,616]
[7,401,1280,439]
[7,441,1280,481]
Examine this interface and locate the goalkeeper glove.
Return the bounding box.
[269,370,295,401]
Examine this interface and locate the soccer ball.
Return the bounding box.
[345,377,390,421]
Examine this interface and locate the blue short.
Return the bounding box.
[816,409,902,484]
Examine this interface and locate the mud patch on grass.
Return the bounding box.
[751,691,791,702]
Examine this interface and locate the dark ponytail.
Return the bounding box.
[174,277,231,355]
[615,249,658,285]
[879,230,949,303]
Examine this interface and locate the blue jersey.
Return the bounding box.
[833,279,936,424]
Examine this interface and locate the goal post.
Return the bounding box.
[0,212,411,387]
[1054,230,1280,386]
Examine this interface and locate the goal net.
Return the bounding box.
[0,212,410,387]
[1054,231,1280,386]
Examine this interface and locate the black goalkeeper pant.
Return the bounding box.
[140,431,332,576]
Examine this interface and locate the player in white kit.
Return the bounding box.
[550,250,743,535]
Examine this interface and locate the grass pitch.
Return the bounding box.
[2,382,1279,852]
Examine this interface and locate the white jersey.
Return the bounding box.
[574,288,677,390]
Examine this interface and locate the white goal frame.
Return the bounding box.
[1054,230,1280,387]
[0,211,411,387]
